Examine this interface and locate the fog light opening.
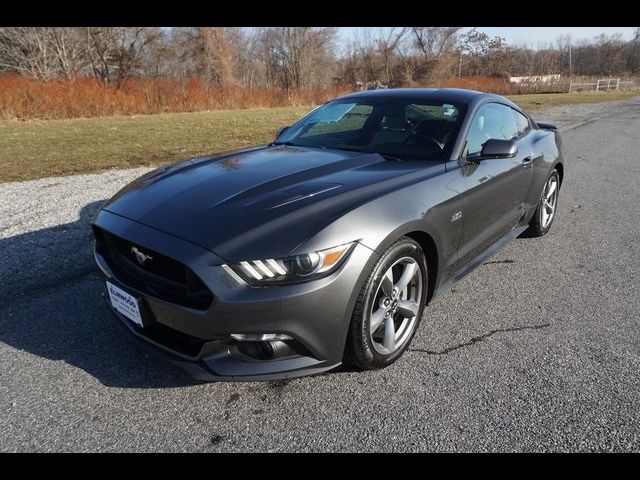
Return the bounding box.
[230,333,293,342]
[236,340,296,360]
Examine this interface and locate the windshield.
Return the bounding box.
[275,97,466,161]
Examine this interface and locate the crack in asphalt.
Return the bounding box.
[409,323,551,356]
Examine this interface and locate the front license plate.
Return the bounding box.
[106,281,143,327]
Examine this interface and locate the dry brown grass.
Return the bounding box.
[3,74,636,121]
[0,74,349,120]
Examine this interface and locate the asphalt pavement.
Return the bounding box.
[1,97,640,451]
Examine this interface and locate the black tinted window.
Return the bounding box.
[276,98,466,162]
[466,103,518,156]
[512,109,530,137]
[302,104,373,136]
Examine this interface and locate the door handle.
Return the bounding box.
[522,156,533,166]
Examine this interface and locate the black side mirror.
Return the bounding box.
[480,139,518,159]
[275,125,289,140]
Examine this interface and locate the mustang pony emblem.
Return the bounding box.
[131,246,153,265]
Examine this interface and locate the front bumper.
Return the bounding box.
[93,210,378,382]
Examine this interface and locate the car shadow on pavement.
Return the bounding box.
[0,200,198,389]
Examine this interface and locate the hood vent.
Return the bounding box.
[239,183,342,210]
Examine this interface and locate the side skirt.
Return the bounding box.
[429,224,529,304]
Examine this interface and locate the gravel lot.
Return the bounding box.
[1,96,640,451]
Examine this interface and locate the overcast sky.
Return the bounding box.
[338,26,637,46]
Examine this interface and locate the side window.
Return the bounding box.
[512,109,530,137]
[465,103,518,156]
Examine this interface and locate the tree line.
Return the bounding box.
[1,27,639,89]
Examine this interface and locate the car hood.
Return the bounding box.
[102,145,436,261]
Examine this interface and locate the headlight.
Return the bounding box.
[229,242,355,285]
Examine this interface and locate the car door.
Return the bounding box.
[457,102,534,268]
[512,107,547,214]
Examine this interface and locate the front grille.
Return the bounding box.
[94,226,213,310]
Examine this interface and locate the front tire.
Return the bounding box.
[344,237,428,370]
[524,169,560,238]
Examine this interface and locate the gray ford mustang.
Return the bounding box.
[92,88,563,381]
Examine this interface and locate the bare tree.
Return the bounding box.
[0,27,87,79]
[138,29,177,78]
[169,27,206,78]
[410,27,461,83]
[2,26,639,100]
[460,28,506,76]
[235,28,263,88]
[85,27,161,87]
[345,28,409,88]
[201,27,240,85]
[259,27,337,90]
[412,27,461,61]
[373,27,408,85]
[354,28,379,87]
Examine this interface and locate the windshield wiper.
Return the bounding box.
[328,146,404,161]
[317,145,367,154]
[316,145,404,162]
[274,143,403,162]
[376,153,403,162]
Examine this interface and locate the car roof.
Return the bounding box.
[336,87,519,110]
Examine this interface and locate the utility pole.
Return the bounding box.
[569,40,572,80]
[458,53,462,77]
[568,40,573,93]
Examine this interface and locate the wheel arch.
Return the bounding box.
[343,228,440,369]
[366,222,442,305]
[404,231,439,304]
[554,161,564,187]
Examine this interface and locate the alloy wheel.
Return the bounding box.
[368,256,423,355]
[541,174,559,229]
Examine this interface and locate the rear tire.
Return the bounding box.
[344,237,428,370]
[524,169,560,238]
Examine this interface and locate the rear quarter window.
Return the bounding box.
[512,109,530,137]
